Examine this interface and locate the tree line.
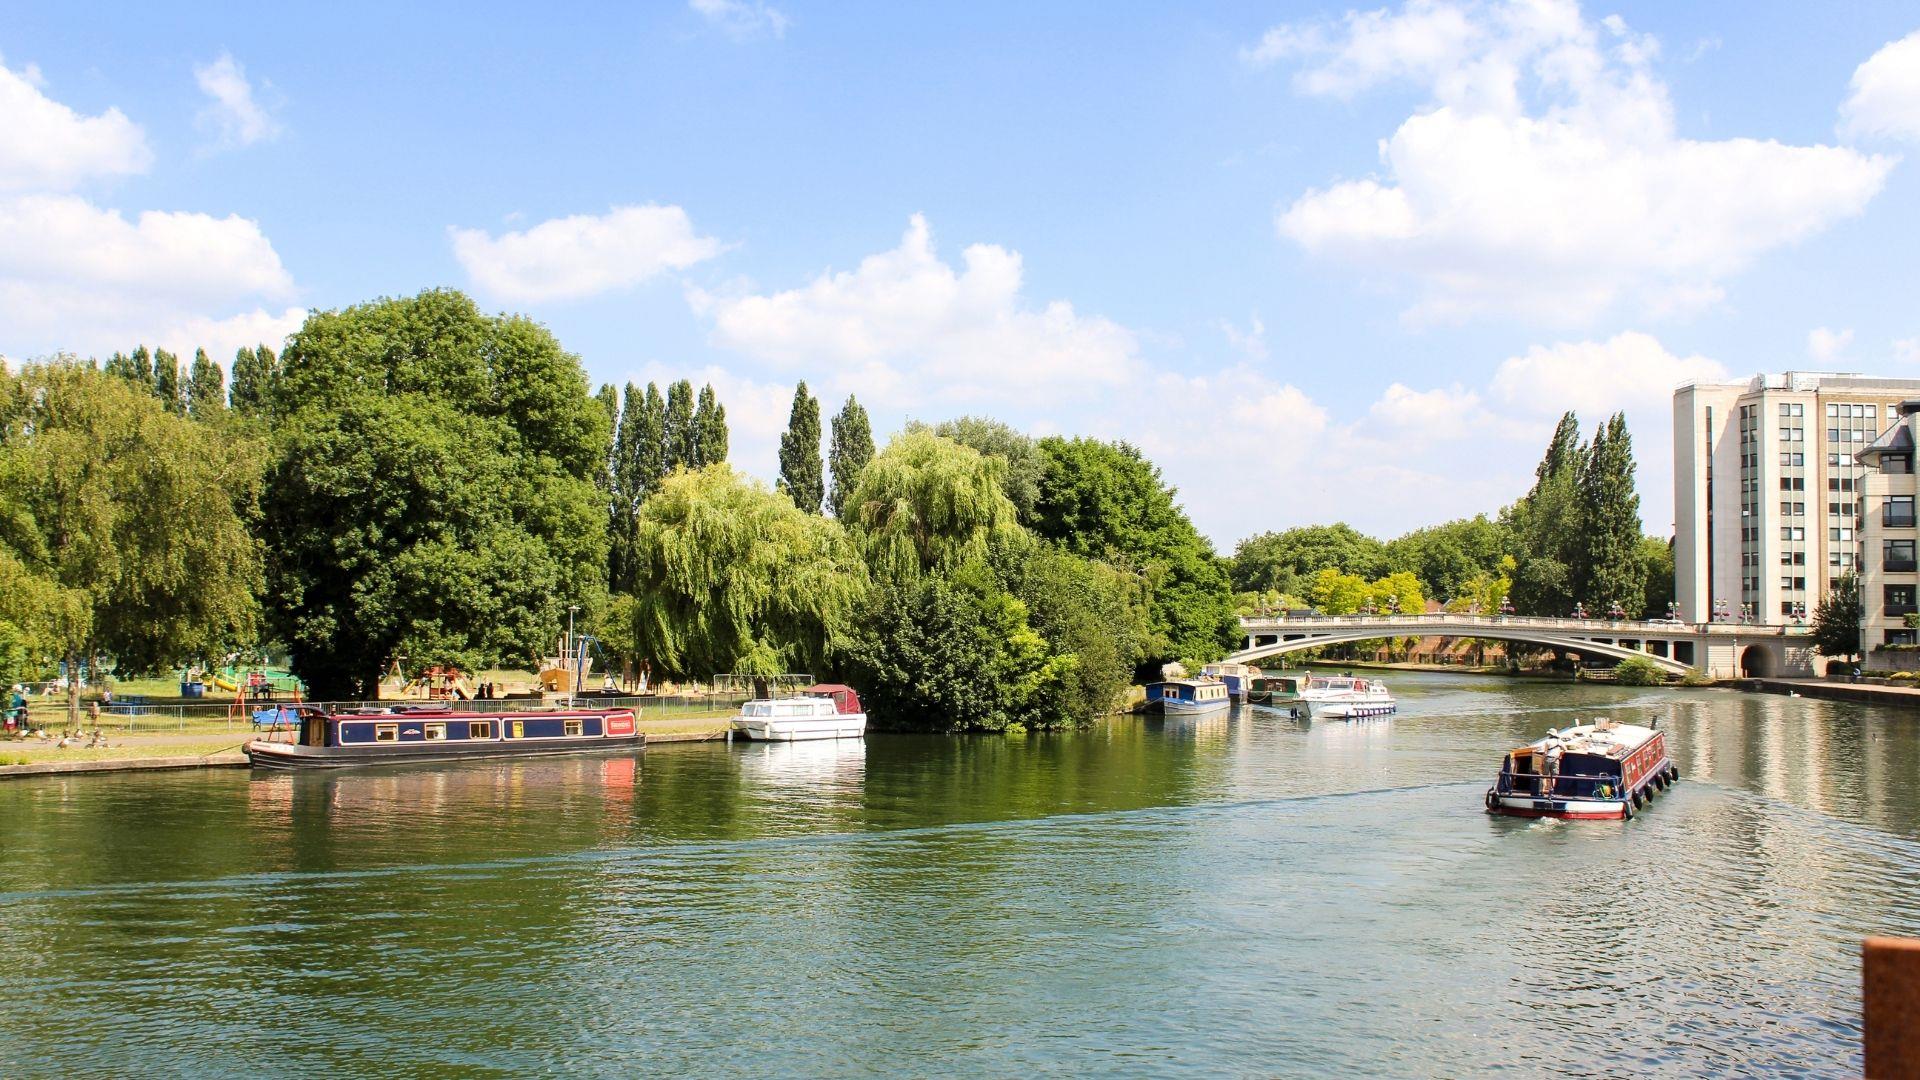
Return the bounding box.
[1228,410,1672,619]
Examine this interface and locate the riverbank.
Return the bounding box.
[1747,678,1920,710]
[0,715,737,779]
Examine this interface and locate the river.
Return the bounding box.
[2,673,1917,1076]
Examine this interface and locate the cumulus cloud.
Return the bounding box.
[1490,330,1726,417]
[0,56,150,191]
[1365,382,1487,439]
[690,0,789,39]
[1220,313,1269,360]
[194,53,282,149]
[1841,29,1920,142]
[1808,326,1854,365]
[691,214,1141,404]
[450,204,722,303]
[1254,0,1892,322]
[151,306,306,363]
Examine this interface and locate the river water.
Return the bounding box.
[2,673,1917,1076]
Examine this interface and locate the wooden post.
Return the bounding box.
[1865,937,1920,1077]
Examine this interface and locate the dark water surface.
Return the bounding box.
[3,674,1918,1076]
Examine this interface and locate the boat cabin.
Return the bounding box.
[1498,720,1664,800]
[1146,679,1231,705]
[286,706,636,748]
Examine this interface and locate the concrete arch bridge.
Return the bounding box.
[1232,614,1817,679]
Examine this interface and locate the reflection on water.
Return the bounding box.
[0,673,1916,1075]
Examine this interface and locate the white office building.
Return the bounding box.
[1673,373,1920,626]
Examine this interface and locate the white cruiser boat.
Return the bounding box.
[732,684,867,742]
[1298,675,1396,719]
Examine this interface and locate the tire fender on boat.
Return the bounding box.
[1484,789,1498,811]
[1621,798,1634,820]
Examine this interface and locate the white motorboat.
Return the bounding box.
[731,684,867,742]
[1298,675,1396,719]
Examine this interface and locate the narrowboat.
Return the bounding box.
[1298,675,1396,719]
[1485,719,1677,820]
[244,704,641,770]
[1247,672,1308,706]
[1200,662,1261,700]
[732,684,867,742]
[1146,678,1231,715]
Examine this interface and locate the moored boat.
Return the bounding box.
[1247,672,1308,706]
[244,703,641,770]
[1147,678,1231,715]
[1485,719,1677,820]
[1298,675,1395,719]
[1200,662,1260,699]
[731,684,867,741]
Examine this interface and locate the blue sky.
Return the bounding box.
[7,1,1920,547]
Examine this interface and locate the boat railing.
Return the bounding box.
[1493,768,1625,800]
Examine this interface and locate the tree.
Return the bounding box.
[262,290,609,700]
[664,379,696,473]
[625,465,867,679]
[187,347,226,419]
[152,348,183,414]
[1811,572,1862,662]
[777,380,823,513]
[637,382,668,493]
[229,344,279,417]
[1032,436,1237,669]
[694,383,728,467]
[998,545,1148,721]
[1578,412,1645,614]
[0,361,263,723]
[1639,536,1676,618]
[1504,412,1584,615]
[841,430,1026,582]
[1384,516,1510,602]
[1613,655,1666,686]
[1232,523,1388,594]
[920,416,1044,523]
[827,395,874,518]
[1368,570,1426,615]
[846,563,1071,733]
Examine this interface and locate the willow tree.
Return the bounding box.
[626,465,866,679]
[842,430,1027,583]
[0,361,263,722]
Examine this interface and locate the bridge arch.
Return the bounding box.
[1226,627,1693,675]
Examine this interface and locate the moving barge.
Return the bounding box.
[245,704,642,770]
[1485,719,1676,820]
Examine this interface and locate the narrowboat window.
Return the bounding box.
[424,722,446,741]
[511,720,524,739]
[564,719,583,737]
[374,724,398,743]
[468,721,491,739]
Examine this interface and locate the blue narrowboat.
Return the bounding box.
[1146,678,1231,715]
[244,704,642,770]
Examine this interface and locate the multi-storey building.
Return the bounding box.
[1858,405,1919,655]
[1673,373,1920,625]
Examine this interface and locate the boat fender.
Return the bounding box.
[1485,789,1498,811]
[1596,783,1614,800]
[1621,799,1633,820]
[1668,765,1680,783]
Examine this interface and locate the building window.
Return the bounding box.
[1890,496,1917,529]
[1887,453,1914,475]
[1828,404,1840,417]
[1888,585,1918,617]
[1889,539,1918,573]
[1890,629,1919,647]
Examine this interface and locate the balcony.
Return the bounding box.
[1888,558,1919,573]
[1886,509,1917,529]
[1888,604,1919,618]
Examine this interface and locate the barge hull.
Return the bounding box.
[246,735,644,770]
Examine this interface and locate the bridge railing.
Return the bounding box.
[1236,613,1801,636]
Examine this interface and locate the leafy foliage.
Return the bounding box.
[694,383,728,466]
[1812,572,1862,660]
[1383,515,1509,602]
[664,380,696,473]
[777,381,823,513]
[1612,655,1666,686]
[998,544,1149,720]
[1577,413,1645,614]
[262,289,609,699]
[228,344,280,418]
[626,465,866,679]
[918,416,1045,523]
[186,348,226,419]
[1231,523,1387,594]
[827,395,874,519]
[842,430,1027,583]
[1031,436,1237,669]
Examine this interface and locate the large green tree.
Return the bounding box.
[229,344,279,417]
[919,416,1045,523]
[0,361,263,721]
[777,380,823,513]
[1504,412,1585,616]
[694,383,728,467]
[152,348,183,414]
[1811,572,1862,663]
[999,544,1148,719]
[1031,436,1237,669]
[841,430,1026,582]
[187,347,226,419]
[625,465,866,679]
[664,379,696,473]
[1232,523,1388,594]
[262,289,609,699]
[1578,412,1645,614]
[1383,515,1510,602]
[827,395,874,519]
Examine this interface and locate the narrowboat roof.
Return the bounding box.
[1153,677,1227,687]
[1513,720,1659,760]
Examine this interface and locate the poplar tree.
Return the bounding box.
[1578,412,1645,614]
[130,345,153,386]
[827,394,874,518]
[608,382,650,592]
[103,351,135,381]
[636,382,668,493]
[694,383,728,466]
[664,379,696,473]
[1503,412,1583,615]
[152,349,183,414]
[229,344,280,417]
[777,380,823,513]
[187,347,226,418]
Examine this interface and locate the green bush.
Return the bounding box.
[1613,655,1667,686]
[1678,670,1715,687]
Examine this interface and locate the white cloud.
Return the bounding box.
[1808,326,1854,365]
[450,204,722,303]
[1490,330,1726,417]
[0,56,150,191]
[1220,313,1269,360]
[690,0,789,39]
[194,53,281,149]
[1365,382,1486,439]
[151,306,306,363]
[691,214,1140,405]
[1258,0,1892,322]
[1841,29,1920,142]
